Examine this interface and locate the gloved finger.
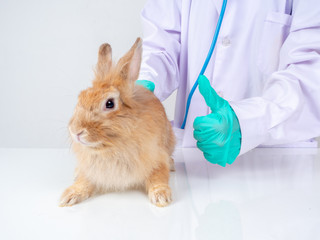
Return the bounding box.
[205,152,227,166]
[193,128,214,142]
[203,152,219,164]
[196,130,222,149]
[193,116,206,130]
[193,113,221,131]
[202,147,228,167]
[196,140,214,153]
[195,128,227,147]
[198,75,226,112]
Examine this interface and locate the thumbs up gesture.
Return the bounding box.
[193,75,242,166]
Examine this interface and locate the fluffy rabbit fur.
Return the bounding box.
[60,38,175,207]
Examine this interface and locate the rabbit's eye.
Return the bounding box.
[106,98,114,109]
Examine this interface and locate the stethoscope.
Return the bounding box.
[181,0,227,129]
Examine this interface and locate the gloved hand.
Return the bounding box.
[193,75,241,166]
[136,80,155,92]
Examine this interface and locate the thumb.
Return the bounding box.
[198,75,225,112]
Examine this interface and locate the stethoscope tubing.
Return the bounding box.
[181,0,228,129]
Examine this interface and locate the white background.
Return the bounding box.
[0,0,177,148]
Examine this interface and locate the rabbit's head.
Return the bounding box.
[69,38,142,148]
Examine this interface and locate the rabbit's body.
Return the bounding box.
[73,86,174,192]
[60,39,175,207]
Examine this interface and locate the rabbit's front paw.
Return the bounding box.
[59,185,90,207]
[148,184,172,207]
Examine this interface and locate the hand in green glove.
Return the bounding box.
[193,75,241,167]
[136,80,155,92]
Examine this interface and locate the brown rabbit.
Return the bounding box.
[60,38,175,207]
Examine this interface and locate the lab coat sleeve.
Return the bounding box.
[229,0,320,155]
[139,0,181,101]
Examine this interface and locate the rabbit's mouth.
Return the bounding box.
[77,136,89,145]
[69,129,101,148]
[76,136,100,148]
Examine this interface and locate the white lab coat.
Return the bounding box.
[138,0,320,155]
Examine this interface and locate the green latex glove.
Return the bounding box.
[193,75,242,167]
[136,80,155,92]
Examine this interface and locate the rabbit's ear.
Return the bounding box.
[95,43,112,79]
[116,38,142,83]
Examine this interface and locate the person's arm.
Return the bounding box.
[230,0,320,155]
[139,0,181,101]
[194,0,320,166]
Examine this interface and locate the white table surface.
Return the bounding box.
[0,147,319,240]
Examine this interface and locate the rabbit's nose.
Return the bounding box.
[76,130,86,144]
[76,131,85,141]
[77,131,84,137]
